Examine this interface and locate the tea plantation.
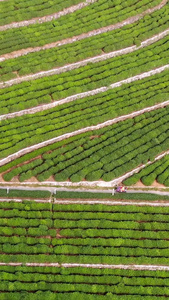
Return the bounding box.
[0,0,169,297]
[0,0,169,187]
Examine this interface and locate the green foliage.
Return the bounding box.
[125,155,169,187]
[0,1,168,81]
[0,189,50,199]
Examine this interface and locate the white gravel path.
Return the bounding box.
[0,63,169,121]
[0,198,51,203]
[1,28,169,90]
[53,199,169,206]
[0,0,97,32]
[0,262,169,271]
[0,0,167,62]
[0,98,169,169]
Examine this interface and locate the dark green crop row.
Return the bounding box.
[2,268,169,287]
[0,292,167,300]
[0,0,83,26]
[1,266,169,299]
[1,215,169,231]
[53,236,169,249]
[3,158,43,181]
[2,200,169,213]
[0,235,51,246]
[0,2,168,81]
[0,188,50,199]
[1,201,169,265]
[0,33,169,115]
[124,154,169,186]
[0,0,161,55]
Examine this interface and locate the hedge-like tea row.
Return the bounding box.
[123,154,169,186]
[0,0,83,26]
[0,33,169,115]
[0,0,161,55]
[1,201,169,265]
[0,1,168,81]
[2,103,169,182]
[1,265,169,299]
[0,65,169,178]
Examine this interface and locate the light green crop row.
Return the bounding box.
[2,70,169,182]
[0,0,83,26]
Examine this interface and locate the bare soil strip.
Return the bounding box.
[0,262,169,271]
[0,0,97,32]
[53,199,169,206]
[0,198,51,203]
[0,0,167,62]
[1,28,169,90]
[0,98,169,168]
[1,64,169,121]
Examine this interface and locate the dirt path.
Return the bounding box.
[1,28,169,90]
[0,0,97,32]
[0,184,169,194]
[0,0,167,62]
[0,198,51,203]
[53,199,169,205]
[0,262,169,271]
[1,197,169,205]
[0,98,169,168]
[1,63,169,121]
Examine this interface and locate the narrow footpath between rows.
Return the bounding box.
[0,98,169,169]
[0,0,97,32]
[1,63,169,121]
[0,262,169,271]
[1,28,169,90]
[0,0,167,62]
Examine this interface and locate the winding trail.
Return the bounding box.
[0,99,169,168]
[1,28,169,90]
[1,64,169,121]
[0,0,97,32]
[0,0,167,62]
[0,262,169,271]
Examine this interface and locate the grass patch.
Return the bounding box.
[0,189,50,199]
[55,191,169,201]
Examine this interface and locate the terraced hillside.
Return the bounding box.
[0,0,169,187]
[1,193,169,299]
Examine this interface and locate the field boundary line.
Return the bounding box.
[1,28,169,90]
[0,197,169,207]
[1,262,169,270]
[0,198,51,203]
[0,98,169,168]
[0,0,167,62]
[53,199,169,206]
[0,63,169,121]
[1,198,169,206]
[0,0,97,32]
